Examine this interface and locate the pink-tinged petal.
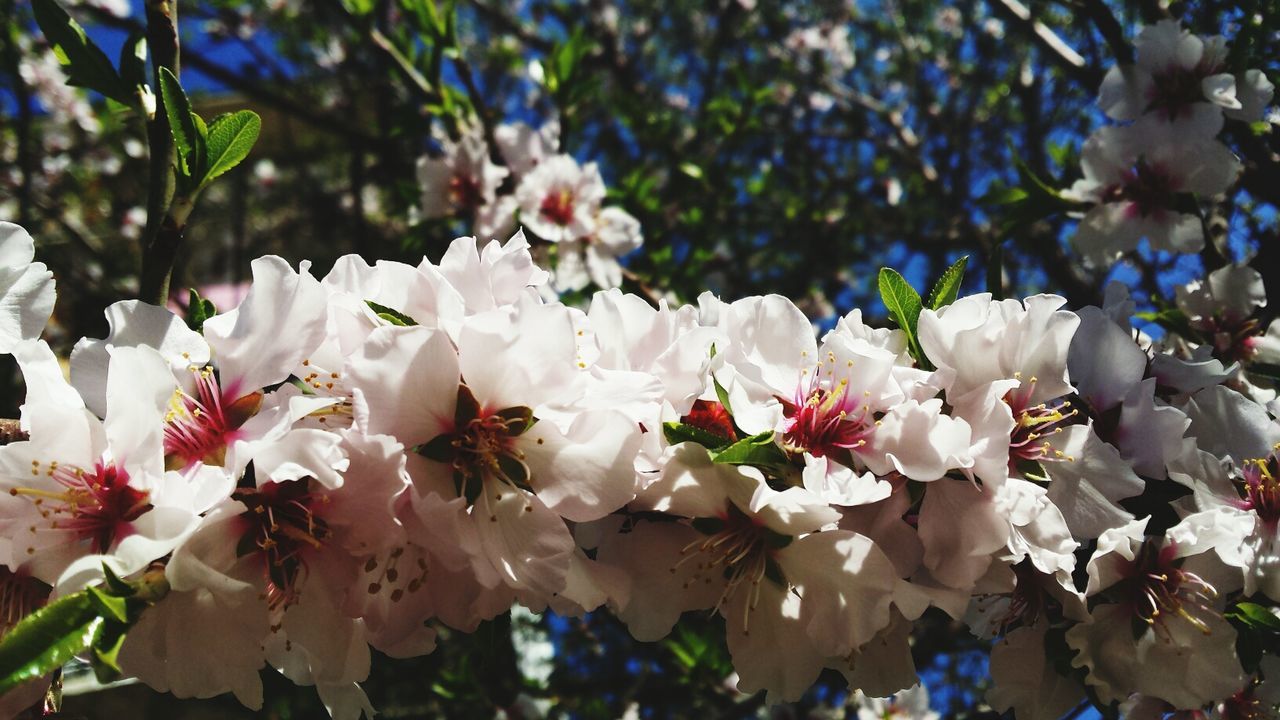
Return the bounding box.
[840,490,924,578]
[988,624,1086,720]
[865,399,974,481]
[723,580,826,705]
[71,300,209,417]
[838,615,919,698]
[250,427,350,490]
[743,483,840,536]
[202,256,327,394]
[547,549,632,617]
[1097,64,1152,120]
[104,345,172,478]
[1114,379,1191,478]
[1201,72,1241,109]
[1135,20,1202,71]
[1070,203,1144,266]
[458,303,581,411]
[0,265,54,353]
[1067,307,1147,412]
[918,479,1009,589]
[631,442,745,519]
[119,584,269,709]
[346,325,458,446]
[473,482,574,600]
[13,339,83,411]
[318,683,376,720]
[324,430,409,555]
[596,520,722,641]
[781,530,916,657]
[521,409,641,522]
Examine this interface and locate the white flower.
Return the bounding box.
[0,222,56,353]
[513,155,606,243]
[1066,125,1240,265]
[1098,20,1240,135]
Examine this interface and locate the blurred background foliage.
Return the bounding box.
[3,0,1279,717]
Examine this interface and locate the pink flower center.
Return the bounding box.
[1241,449,1280,529]
[164,367,263,470]
[676,504,788,636]
[1105,160,1178,218]
[539,189,576,227]
[449,173,484,210]
[233,479,330,609]
[420,385,534,506]
[1148,62,1222,120]
[781,368,874,460]
[1119,539,1218,637]
[9,460,151,554]
[1005,375,1077,467]
[680,399,736,443]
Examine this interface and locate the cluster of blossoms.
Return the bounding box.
[1066,20,1274,265]
[416,120,643,293]
[0,209,1279,718]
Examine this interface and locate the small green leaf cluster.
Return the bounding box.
[877,255,968,370]
[0,566,168,694]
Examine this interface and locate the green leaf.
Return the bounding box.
[185,288,217,333]
[1227,602,1280,632]
[366,300,418,326]
[201,110,261,187]
[877,267,929,369]
[158,67,203,183]
[925,256,968,310]
[712,431,789,470]
[662,421,732,450]
[117,31,147,100]
[85,587,128,624]
[31,0,133,105]
[0,590,103,695]
[89,623,127,683]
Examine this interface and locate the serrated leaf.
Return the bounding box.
[366,300,418,326]
[85,587,127,624]
[662,421,732,450]
[0,590,103,694]
[158,67,202,183]
[89,623,127,683]
[202,110,261,187]
[926,256,968,310]
[878,267,930,369]
[31,0,132,105]
[712,431,789,470]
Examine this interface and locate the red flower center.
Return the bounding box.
[9,460,151,554]
[539,189,577,227]
[233,479,330,609]
[164,367,263,470]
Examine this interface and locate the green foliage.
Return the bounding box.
[878,267,929,369]
[204,111,262,185]
[184,288,217,332]
[662,421,733,450]
[711,430,789,472]
[31,0,134,106]
[925,255,968,310]
[160,68,261,198]
[159,67,205,185]
[0,566,170,695]
[366,300,418,326]
[0,591,103,695]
